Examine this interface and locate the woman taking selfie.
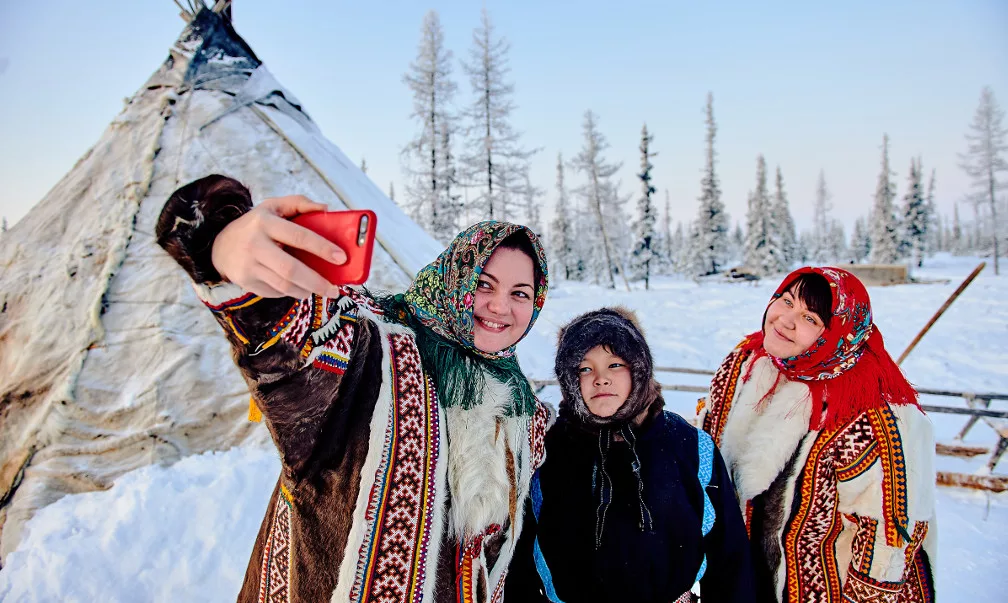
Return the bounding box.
[156,175,551,603]
[697,266,937,602]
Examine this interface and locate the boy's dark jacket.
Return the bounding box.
[504,308,755,603]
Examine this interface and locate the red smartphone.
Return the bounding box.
[289,209,377,285]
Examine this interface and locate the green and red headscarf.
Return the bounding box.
[384,220,549,417]
[739,266,919,431]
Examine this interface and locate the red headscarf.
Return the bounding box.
[740,266,920,431]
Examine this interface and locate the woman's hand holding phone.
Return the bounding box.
[212,195,347,299]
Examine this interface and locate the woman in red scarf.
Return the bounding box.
[697,266,937,602]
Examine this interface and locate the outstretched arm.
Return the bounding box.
[156,175,375,480]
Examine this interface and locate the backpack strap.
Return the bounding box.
[531,471,566,603]
[695,429,716,584]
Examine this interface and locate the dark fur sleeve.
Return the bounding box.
[155,175,377,481]
[155,174,253,285]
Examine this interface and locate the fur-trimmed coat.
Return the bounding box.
[156,185,550,603]
[505,406,755,603]
[698,351,937,602]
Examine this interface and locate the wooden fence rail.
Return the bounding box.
[532,365,1008,491]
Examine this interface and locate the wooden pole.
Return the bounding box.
[896,262,985,365]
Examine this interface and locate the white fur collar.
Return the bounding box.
[718,355,814,502]
[445,373,528,540]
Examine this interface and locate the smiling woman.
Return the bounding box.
[698,266,937,602]
[473,242,537,353]
[155,174,551,603]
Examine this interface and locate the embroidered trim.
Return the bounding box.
[529,402,549,470]
[257,494,293,603]
[695,429,716,583]
[905,526,935,603]
[843,567,902,601]
[704,347,749,446]
[784,427,844,602]
[349,333,440,603]
[456,524,502,603]
[193,282,261,311]
[867,407,910,546]
[847,515,878,575]
[835,440,879,482]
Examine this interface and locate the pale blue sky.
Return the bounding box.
[1,1,1005,234]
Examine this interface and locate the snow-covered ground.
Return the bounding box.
[1,253,1006,601]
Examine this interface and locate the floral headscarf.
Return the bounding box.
[402,221,548,359]
[384,221,549,416]
[738,266,919,431]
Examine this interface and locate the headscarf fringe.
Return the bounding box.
[740,313,919,432]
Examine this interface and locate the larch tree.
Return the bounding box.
[959,86,1007,274]
[811,170,832,262]
[571,110,627,289]
[402,10,458,243]
[459,7,536,221]
[550,152,578,280]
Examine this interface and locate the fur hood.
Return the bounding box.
[555,306,659,431]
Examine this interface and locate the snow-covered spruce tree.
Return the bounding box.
[850,216,871,262]
[630,124,659,288]
[771,166,797,269]
[796,230,813,264]
[730,223,744,263]
[869,134,901,263]
[811,170,832,262]
[571,110,626,289]
[688,92,729,275]
[659,191,676,273]
[402,9,458,243]
[670,222,685,272]
[388,181,396,202]
[900,158,929,267]
[550,152,579,280]
[826,220,848,263]
[925,168,939,253]
[952,202,964,253]
[743,155,780,276]
[459,7,536,221]
[959,86,1007,274]
[360,158,368,174]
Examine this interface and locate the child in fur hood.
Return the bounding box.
[505,307,755,603]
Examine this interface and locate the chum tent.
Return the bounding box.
[0,3,442,562]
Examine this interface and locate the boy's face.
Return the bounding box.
[578,345,632,417]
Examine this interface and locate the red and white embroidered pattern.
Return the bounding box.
[672,590,692,603]
[843,569,903,602]
[784,427,844,601]
[456,523,502,603]
[848,515,879,575]
[703,346,749,446]
[257,495,293,603]
[349,332,440,603]
[529,401,549,470]
[867,407,910,547]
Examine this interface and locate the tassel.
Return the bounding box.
[248,396,262,422]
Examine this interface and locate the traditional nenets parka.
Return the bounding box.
[697,267,937,602]
[155,175,552,603]
[505,308,755,603]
